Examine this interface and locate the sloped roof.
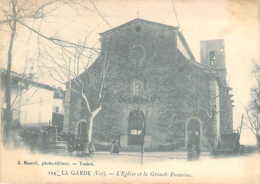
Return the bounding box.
[0,69,64,92]
[100,18,179,36]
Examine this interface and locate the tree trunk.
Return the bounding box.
[85,106,102,154]
[87,106,102,144]
[88,115,94,144]
[256,135,260,152]
[4,20,16,144]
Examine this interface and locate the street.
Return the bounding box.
[1,146,259,184]
[92,151,210,163]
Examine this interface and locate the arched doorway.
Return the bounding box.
[75,120,89,151]
[127,109,145,145]
[77,121,89,142]
[185,118,201,147]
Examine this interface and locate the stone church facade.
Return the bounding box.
[64,19,233,151]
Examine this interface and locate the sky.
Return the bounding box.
[0,0,259,144]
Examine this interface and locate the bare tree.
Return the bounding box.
[246,63,260,151]
[245,108,260,151]
[0,0,99,144]
[42,38,110,152]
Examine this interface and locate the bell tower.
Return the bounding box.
[200,39,227,146]
[200,39,226,80]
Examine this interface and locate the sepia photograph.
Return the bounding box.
[0,0,259,183]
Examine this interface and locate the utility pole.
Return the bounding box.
[239,114,244,136]
[140,118,146,164]
[141,143,144,164]
[4,1,17,144]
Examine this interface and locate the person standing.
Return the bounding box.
[111,139,120,154]
[194,131,200,159]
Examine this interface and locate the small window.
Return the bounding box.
[54,106,59,113]
[132,79,144,97]
[209,51,216,65]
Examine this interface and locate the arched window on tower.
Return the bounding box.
[209,51,216,66]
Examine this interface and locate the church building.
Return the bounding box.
[63,18,234,151]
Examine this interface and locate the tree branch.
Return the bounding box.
[81,87,92,113]
[16,19,100,53]
[0,18,12,24]
[92,105,102,118]
[245,108,258,136]
[88,0,111,28]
